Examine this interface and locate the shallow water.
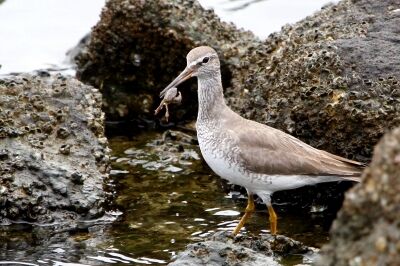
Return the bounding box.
[1,129,336,265]
[105,131,334,265]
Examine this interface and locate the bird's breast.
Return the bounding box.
[196,123,251,186]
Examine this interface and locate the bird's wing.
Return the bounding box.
[229,119,364,178]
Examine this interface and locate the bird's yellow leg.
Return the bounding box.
[232,194,254,236]
[267,203,278,235]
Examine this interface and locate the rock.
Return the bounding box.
[316,127,400,266]
[75,0,260,122]
[169,241,278,266]
[65,33,91,65]
[169,231,313,266]
[236,0,400,161]
[76,0,400,161]
[0,73,109,225]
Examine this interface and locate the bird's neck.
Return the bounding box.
[197,73,227,122]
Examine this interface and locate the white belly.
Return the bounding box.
[199,143,248,187]
[198,141,342,198]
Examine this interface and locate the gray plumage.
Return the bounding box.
[161,46,365,235]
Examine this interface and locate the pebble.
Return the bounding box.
[163,165,183,173]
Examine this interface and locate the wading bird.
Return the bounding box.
[159,46,364,235]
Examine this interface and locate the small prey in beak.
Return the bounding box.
[154,87,182,122]
[159,66,194,98]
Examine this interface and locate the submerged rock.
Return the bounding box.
[316,127,400,266]
[0,73,109,225]
[112,129,200,175]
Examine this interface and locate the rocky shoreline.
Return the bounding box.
[1,0,399,264]
[74,1,400,262]
[169,231,313,266]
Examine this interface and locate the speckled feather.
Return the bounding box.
[168,46,364,195]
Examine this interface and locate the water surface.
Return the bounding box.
[1,130,334,265]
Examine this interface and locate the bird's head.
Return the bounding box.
[160,46,220,97]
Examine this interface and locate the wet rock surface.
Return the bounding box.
[76,0,400,160]
[169,231,314,266]
[0,73,109,225]
[316,127,400,266]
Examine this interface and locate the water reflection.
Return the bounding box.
[0,0,105,74]
[107,131,245,262]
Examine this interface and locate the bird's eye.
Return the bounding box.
[202,57,210,64]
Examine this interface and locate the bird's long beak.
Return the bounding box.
[160,66,194,98]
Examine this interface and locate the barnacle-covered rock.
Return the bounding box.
[76,0,399,160]
[0,73,110,225]
[75,0,260,122]
[235,0,400,161]
[169,231,312,266]
[316,127,400,265]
